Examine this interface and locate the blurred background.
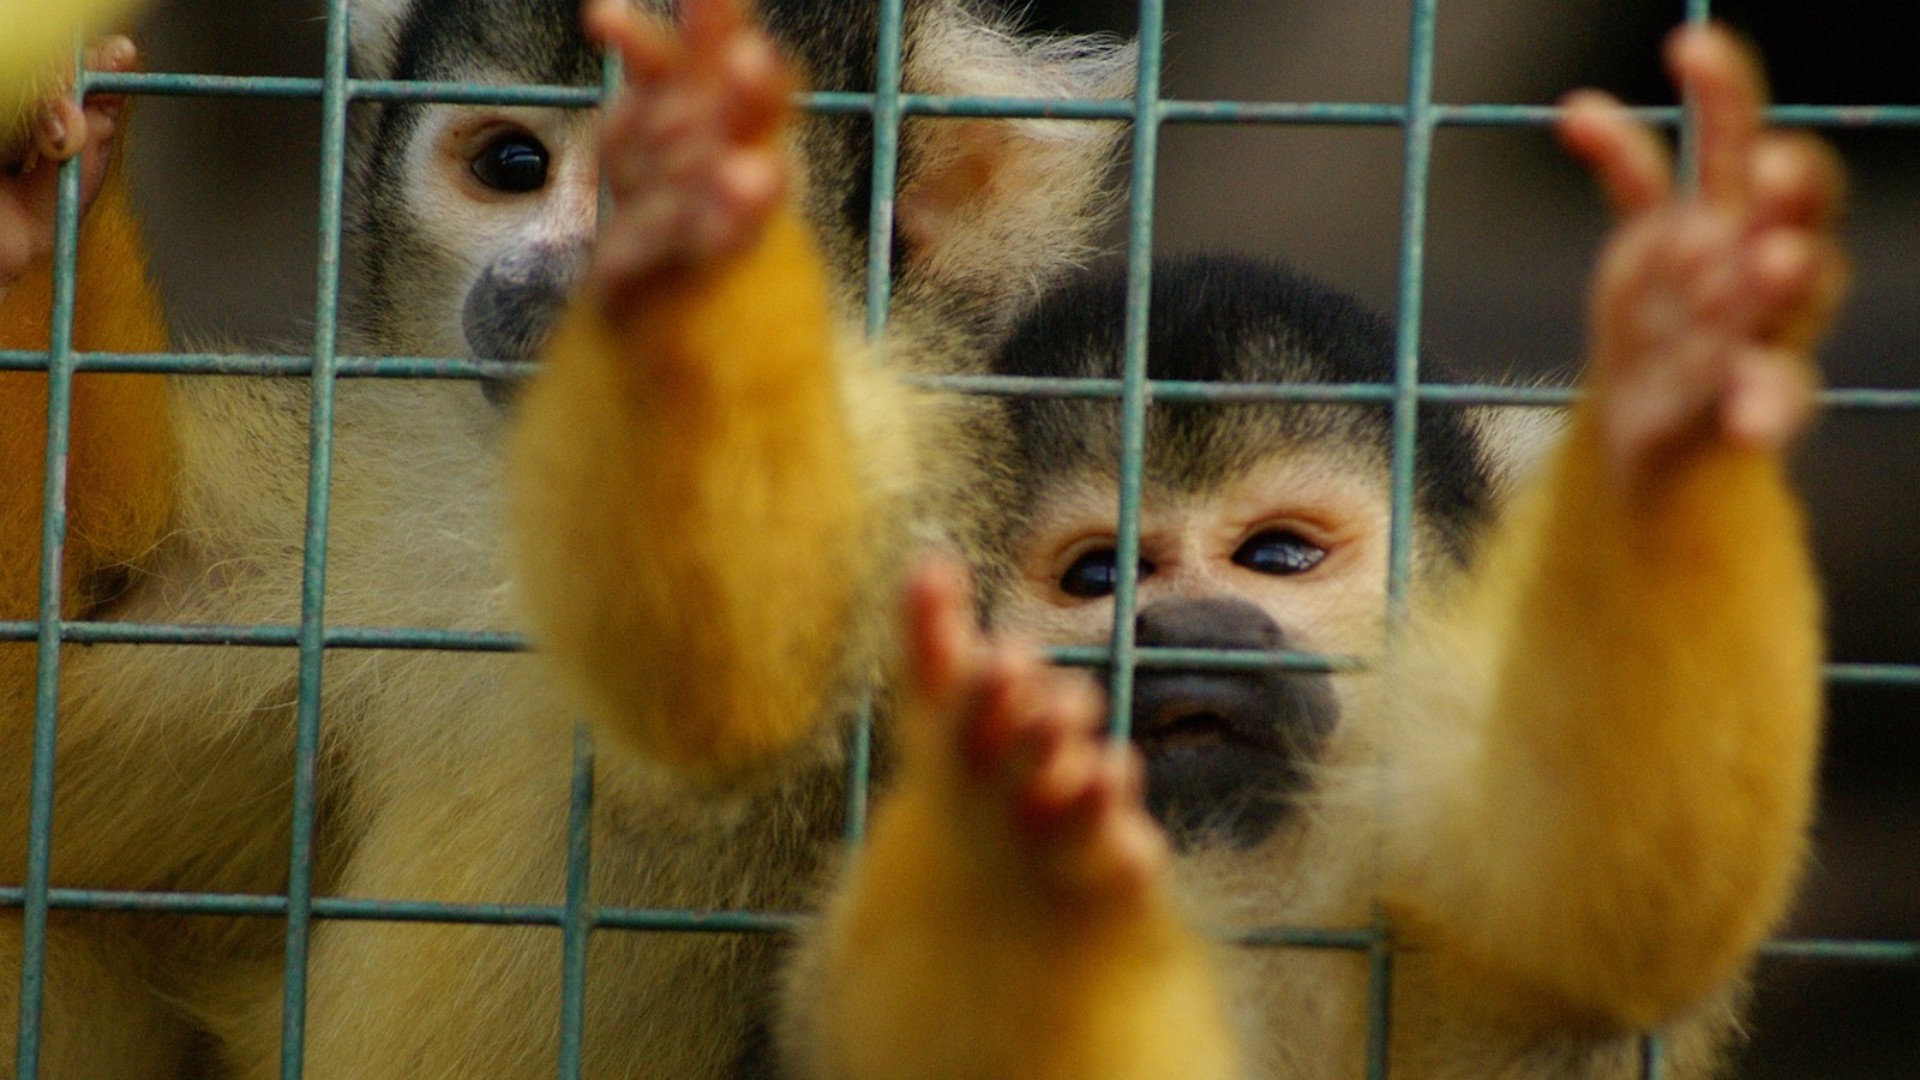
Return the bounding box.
[122,0,1917,1075]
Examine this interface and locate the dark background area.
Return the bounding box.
[123,1,1917,1075]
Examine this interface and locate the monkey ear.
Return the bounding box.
[1468,404,1566,498]
[894,25,1137,330]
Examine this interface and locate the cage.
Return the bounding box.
[3,0,1916,1077]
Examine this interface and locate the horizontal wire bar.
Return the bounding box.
[0,887,804,933]
[3,619,1913,686]
[1759,939,1920,963]
[74,73,1920,130]
[4,352,1914,411]
[0,620,526,651]
[1826,663,1920,688]
[900,373,1920,411]
[2,887,1908,962]
[1049,644,1366,674]
[0,349,534,379]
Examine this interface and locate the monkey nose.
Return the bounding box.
[1134,596,1285,651]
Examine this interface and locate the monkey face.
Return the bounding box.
[341,0,612,393]
[992,449,1390,850]
[385,103,597,395]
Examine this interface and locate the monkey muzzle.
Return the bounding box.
[1125,597,1339,851]
[462,241,587,409]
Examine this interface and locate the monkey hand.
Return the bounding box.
[900,557,1168,916]
[807,562,1238,1080]
[1556,24,1846,493]
[0,36,135,301]
[582,0,794,317]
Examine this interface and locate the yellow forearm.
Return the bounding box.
[509,210,864,779]
[1,170,171,652]
[819,781,1240,1080]
[1398,405,1822,1030]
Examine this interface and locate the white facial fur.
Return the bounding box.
[996,448,1393,657]
[395,103,600,358]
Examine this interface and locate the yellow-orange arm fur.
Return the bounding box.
[807,771,1242,1080]
[1385,403,1820,1032]
[1,161,174,710]
[508,209,863,779]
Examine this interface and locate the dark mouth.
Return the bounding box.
[1136,707,1264,756]
[1127,672,1327,851]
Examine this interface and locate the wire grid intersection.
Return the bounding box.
[3,1,1914,1078]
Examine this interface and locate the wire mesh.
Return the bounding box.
[2,0,1914,1077]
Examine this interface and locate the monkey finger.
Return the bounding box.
[903,555,982,718]
[583,0,680,85]
[1750,131,1846,233]
[1667,23,1766,211]
[31,97,86,162]
[1036,748,1168,904]
[1720,345,1817,451]
[961,645,1060,780]
[74,35,136,135]
[1556,89,1674,217]
[682,0,750,63]
[1760,240,1848,354]
[718,32,794,145]
[1013,731,1102,834]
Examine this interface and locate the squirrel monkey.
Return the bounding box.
[1,0,1139,1075]
[510,5,1842,1077]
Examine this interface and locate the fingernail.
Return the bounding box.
[42,111,68,152]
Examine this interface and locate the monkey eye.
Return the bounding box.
[471,132,551,194]
[1233,530,1326,576]
[1058,548,1154,599]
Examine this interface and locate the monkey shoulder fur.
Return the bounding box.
[0,0,1135,1075]
[510,9,1840,1080]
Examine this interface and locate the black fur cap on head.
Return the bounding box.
[991,255,1493,562]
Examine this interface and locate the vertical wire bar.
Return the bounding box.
[862,0,906,341]
[1385,0,1439,612]
[277,0,353,1072]
[549,44,624,1080]
[1675,0,1712,186]
[842,0,906,843]
[1102,0,1166,742]
[1640,1033,1667,1080]
[555,726,597,1080]
[1369,1,1443,1076]
[1641,11,1710,1072]
[12,36,89,1080]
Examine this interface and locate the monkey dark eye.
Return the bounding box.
[471,133,550,194]
[1233,531,1325,576]
[1059,549,1154,599]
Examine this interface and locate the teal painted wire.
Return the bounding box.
[553,46,625,1074]
[1049,645,1364,675]
[76,70,1920,130]
[841,0,905,846]
[276,0,353,1072]
[862,0,905,339]
[5,870,1919,960]
[1644,10,1707,1077]
[1386,0,1439,617]
[1103,0,1166,744]
[1641,1034,1667,1080]
[12,35,89,1080]
[556,726,596,1080]
[6,349,1919,411]
[1674,0,1714,192]
[9,616,1913,688]
[1368,0,1444,1072]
